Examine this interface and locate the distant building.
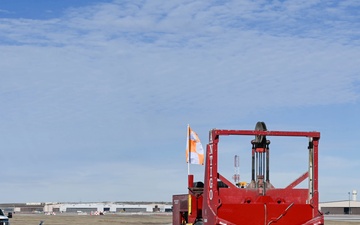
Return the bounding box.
[44,202,172,213]
[0,202,172,214]
[320,190,360,215]
[0,202,44,214]
[320,201,360,215]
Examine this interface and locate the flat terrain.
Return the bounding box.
[9,213,360,225]
[326,222,359,225]
[10,213,172,225]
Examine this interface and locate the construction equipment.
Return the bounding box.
[172,122,324,225]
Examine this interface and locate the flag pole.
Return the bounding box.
[187,124,190,175]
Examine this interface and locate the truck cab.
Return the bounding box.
[0,208,10,225]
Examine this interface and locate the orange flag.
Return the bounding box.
[186,126,204,165]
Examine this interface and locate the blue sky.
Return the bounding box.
[0,0,359,203]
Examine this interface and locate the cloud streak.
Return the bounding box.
[0,0,359,202]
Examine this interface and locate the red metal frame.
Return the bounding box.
[201,129,323,225]
[172,128,324,225]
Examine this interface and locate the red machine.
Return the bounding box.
[173,122,324,225]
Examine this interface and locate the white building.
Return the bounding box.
[320,201,360,215]
[44,202,172,214]
[320,190,359,215]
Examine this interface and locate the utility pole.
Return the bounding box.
[348,192,351,215]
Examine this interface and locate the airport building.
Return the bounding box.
[320,190,360,215]
[0,202,172,214]
[320,200,360,215]
[0,203,45,214]
[44,202,172,213]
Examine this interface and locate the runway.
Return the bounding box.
[325,215,360,222]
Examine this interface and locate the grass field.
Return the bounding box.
[8,213,358,225]
[10,213,172,225]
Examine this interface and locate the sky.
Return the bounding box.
[0,0,359,203]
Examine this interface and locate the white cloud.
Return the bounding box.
[0,0,359,202]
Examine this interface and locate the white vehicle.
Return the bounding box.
[0,208,10,225]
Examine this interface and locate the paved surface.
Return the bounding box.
[325,215,360,222]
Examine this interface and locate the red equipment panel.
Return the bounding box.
[172,194,189,225]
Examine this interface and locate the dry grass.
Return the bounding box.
[10,213,172,225]
[9,214,358,225]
